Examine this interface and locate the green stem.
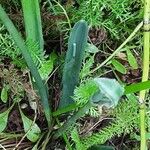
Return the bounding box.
[90,22,143,74]
[140,0,150,149]
[50,0,71,29]
[52,103,77,117]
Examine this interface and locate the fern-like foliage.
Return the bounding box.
[25,39,46,67]
[50,0,142,41]
[0,25,21,60]
[73,79,98,107]
[0,24,44,63]
[81,94,140,149]
[72,0,142,39]
[0,25,46,69]
[73,79,101,117]
[0,25,56,79]
[26,40,57,80]
[80,53,95,79]
[71,127,85,150]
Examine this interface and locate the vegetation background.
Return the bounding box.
[0,0,149,150]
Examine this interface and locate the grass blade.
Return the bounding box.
[125,80,150,94]
[0,4,51,126]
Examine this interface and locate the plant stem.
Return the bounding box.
[140,0,150,149]
[90,22,143,74]
[49,0,71,29]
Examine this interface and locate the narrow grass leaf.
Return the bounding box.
[126,49,138,69]
[125,80,150,94]
[20,110,41,142]
[52,103,77,117]
[54,101,92,138]
[0,5,51,126]
[111,59,127,74]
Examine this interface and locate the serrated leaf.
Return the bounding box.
[1,85,8,103]
[80,55,94,78]
[0,109,10,133]
[92,78,124,108]
[111,59,127,74]
[126,49,138,69]
[85,43,99,53]
[20,111,41,142]
[71,127,84,150]
[12,57,27,69]
[38,52,57,80]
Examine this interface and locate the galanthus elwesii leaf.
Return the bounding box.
[92,78,124,108]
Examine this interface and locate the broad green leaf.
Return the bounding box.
[85,43,99,53]
[126,49,138,69]
[20,111,41,142]
[38,52,57,80]
[111,59,127,74]
[0,109,10,133]
[1,85,8,103]
[92,78,124,108]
